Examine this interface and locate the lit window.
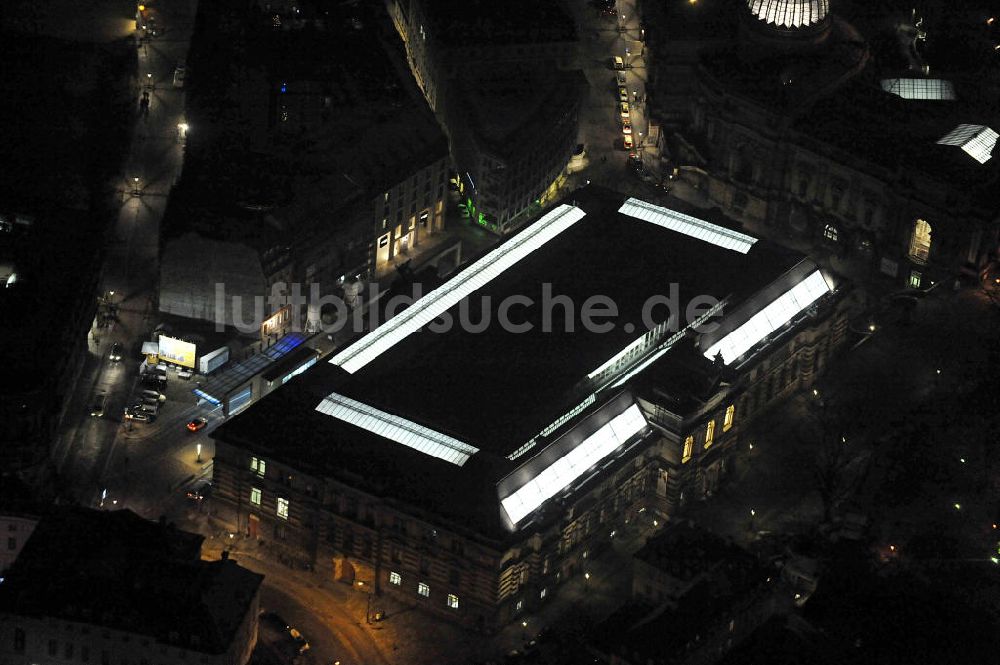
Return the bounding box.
[724,405,735,432]
[682,436,694,463]
[389,571,402,586]
[909,270,922,289]
[277,498,289,520]
[515,599,523,612]
[908,219,931,263]
[704,420,715,449]
[250,488,261,506]
[418,582,430,597]
[447,594,459,609]
[540,587,547,599]
[250,457,266,477]
[823,224,838,242]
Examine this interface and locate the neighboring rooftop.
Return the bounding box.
[170,0,446,241]
[634,521,754,581]
[424,0,577,46]
[0,508,263,653]
[791,79,1000,199]
[195,332,308,405]
[593,524,771,662]
[747,0,830,29]
[456,66,588,157]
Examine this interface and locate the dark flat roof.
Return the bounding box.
[425,0,577,45]
[333,186,799,455]
[0,508,262,653]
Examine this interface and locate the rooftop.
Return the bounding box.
[215,186,832,536]
[172,0,446,241]
[424,0,577,46]
[595,525,770,661]
[456,66,588,157]
[635,521,752,581]
[790,79,1000,199]
[0,508,262,654]
[195,332,308,404]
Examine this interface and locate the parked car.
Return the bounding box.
[186,481,212,501]
[618,86,629,102]
[109,343,122,362]
[623,134,634,150]
[126,409,154,423]
[612,56,624,70]
[132,402,158,415]
[91,393,108,417]
[289,628,310,654]
[616,71,626,85]
[141,373,166,388]
[173,63,185,88]
[622,121,632,135]
[620,102,630,119]
[259,612,309,655]
[141,389,165,402]
[186,416,208,432]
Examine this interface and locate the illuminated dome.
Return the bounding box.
[747,0,829,29]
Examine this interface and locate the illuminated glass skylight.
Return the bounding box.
[880,78,956,101]
[316,392,480,466]
[331,204,587,373]
[937,124,999,164]
[703,270,830,365]
[500,403,647,525]
[747,0,829,28]
[619,198,758,254]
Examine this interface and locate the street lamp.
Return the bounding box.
[132,176,141,195]
[196,443,202,463]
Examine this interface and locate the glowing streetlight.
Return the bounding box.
[584,572,591,580]
[954,503,962,511]
[196,443,202,463]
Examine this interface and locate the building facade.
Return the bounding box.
[209,188,860,629]
[386,0,587,234]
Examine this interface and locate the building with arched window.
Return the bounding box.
[640,1,1000,287]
